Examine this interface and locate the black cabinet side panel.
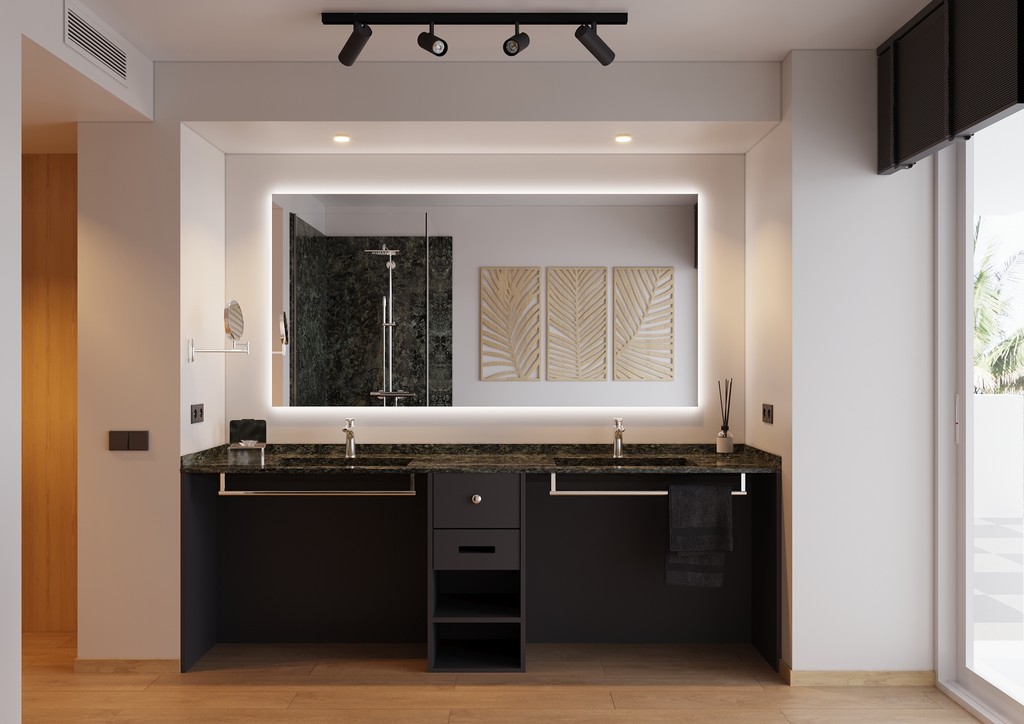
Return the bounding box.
[896,3,950,164]
[181,474,219,672]
[749,473,781,670]
[525,476,751,643]
[878,46,897,174]
[950,0,1020,136]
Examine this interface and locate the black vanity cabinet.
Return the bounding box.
[427,473,526,672]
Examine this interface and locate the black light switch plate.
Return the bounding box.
[110,431,149,451]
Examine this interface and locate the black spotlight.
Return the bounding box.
[575,23,615,65]
[417,24,448,56]
[338,22,372,66]
[503,23,530,56]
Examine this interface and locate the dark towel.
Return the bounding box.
[665,551,727,587]
[665,483,733,587]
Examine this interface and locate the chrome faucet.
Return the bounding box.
[343,418,356,459]
[612,418,625,458]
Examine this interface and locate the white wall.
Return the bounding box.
[225,153,744,443]
[163,61,779,123]
[316,203,697,407]
[78,120,182,660]
[180,125,226,454]
[745,53,794,666]
[7,0,151,708]
[1,17,22,724]
[789,50,935,671]
[20,0,152,120]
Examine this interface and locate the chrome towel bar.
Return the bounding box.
[218,474,417,497]
[548,473,747,497]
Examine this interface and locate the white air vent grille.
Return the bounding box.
[64,3,128,84]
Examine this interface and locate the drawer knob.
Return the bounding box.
[471,494,483,505]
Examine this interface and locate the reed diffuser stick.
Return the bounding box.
[718,377,733,430]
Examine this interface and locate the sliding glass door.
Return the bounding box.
[958,112,1024,721]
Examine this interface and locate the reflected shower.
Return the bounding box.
[365,244,416,405]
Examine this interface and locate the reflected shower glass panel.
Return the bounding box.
[271,199,452,407]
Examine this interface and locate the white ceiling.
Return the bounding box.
[80,0,924,63]
[25,0,928,154]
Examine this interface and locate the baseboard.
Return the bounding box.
[74,658,180,674]
[787,668,936,687]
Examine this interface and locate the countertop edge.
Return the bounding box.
[181,443,782,476]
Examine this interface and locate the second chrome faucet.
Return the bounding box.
[612,417,625,458]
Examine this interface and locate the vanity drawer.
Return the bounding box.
[433,530,520,570]
[432,473,520,529]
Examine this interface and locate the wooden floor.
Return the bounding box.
[24,633,977,723]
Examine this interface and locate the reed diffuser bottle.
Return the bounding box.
[717,378,734,454]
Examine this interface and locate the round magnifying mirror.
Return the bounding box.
[224,300,245,341]
[279,310,289,346]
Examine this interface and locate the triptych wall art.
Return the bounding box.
[479,266,675,382]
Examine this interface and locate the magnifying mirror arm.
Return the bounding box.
[188,338,251,363]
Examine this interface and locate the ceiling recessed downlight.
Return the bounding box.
[614,134,633,143]
[333,134,352,143]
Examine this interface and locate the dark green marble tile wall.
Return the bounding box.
[288,214,452,407]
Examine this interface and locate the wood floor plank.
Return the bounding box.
[23,673,159,691]
[201,643,425,663]
[612,688,945,710]
[601,663,768,686]
[23,710,121,723]
[187,660,317,676]
[112,709,452,723]
[148,673,458,690]
[310,657,431,675]
[780,709,978,722]
[452,672,762,688]
[23,691,297,710]
[291,686,614,710]
[528,643,763,664]
[451,709,790,723]
[448,661,605,685]
[22,632,76,648]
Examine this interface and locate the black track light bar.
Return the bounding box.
[322,12,627,26]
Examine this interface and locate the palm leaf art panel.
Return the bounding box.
[480,267,541,381]
[613,266,675,381]
[546,267,608,381]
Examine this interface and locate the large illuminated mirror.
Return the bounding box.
[272,194,697,408]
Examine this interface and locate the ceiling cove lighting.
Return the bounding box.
[322,12,627,65]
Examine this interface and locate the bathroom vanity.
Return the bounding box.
[180,444,781,674]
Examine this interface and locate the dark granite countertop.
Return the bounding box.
[181,443,781,475]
